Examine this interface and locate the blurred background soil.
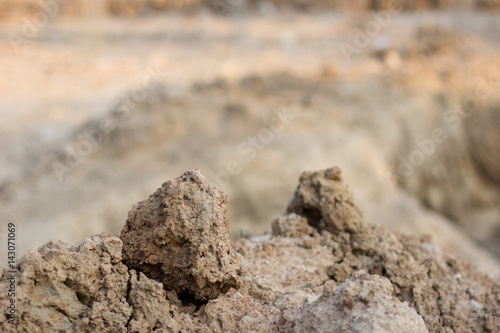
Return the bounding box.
[1,0,500,276]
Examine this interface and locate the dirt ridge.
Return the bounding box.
[1,167,499,332]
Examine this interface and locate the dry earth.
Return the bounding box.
[1,0,500,298]
[1,168,499,332]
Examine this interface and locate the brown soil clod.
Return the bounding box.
[285,167,366,234]
[119,169,242,302]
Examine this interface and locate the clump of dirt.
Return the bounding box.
[285,167,365,234]
[120,169,241,302]
[290,171,500,332]
[293,270,428,333]
[1,167,499,332]
[0,235,132,332]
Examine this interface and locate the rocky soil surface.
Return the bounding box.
[2,10,500,278]
[1,7,500,332]
[1,168,499,332]
[2,3,500,278]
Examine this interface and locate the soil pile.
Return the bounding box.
[1,167,499,332]
[2,12,500,278]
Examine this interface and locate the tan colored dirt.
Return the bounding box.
[1,167,499,332]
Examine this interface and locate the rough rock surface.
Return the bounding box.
[294,270,428,333]
[285,167,366,235]
[0,234,131,333]
[271,213,315,238]
[120,169,241,301]
[1,168,499,332]
[283,168,500,332]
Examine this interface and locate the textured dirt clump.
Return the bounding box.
[283,168,500,332]
[1,167,499,332]
[271,213,316,238]
[0,234,132,332]
[285,167,366,234]
[294,270,428,333]
[120,169,241,301]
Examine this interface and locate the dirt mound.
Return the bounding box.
[2,63,500,278]
[1,167,499,332]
